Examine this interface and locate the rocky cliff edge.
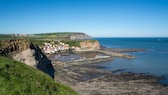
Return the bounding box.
[0,39,54,78]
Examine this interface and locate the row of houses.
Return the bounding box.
[43,40,100,54]
[43,42,69,54]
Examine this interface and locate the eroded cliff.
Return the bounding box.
[80,40,100,50]
[69,33,91,40]
[0,39,54,78]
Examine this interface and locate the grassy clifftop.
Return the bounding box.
[35,32,82,36]
[0,56,79,95]
[0,32,91,40]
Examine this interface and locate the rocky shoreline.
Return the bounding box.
[63,55,112,67]
[54,48,142,67]
[53,62,168,95]
[51,48,168,95]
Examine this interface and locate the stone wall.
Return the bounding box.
[63,55,112,67]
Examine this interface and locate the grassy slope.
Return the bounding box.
[0,32,80,39]
[0,57,79,95]
[0,34,14,40]
[35,32,83,36]
[32,32,83,39]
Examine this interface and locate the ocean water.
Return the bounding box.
[94,38,168,85]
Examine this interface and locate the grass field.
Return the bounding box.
[0,56,79,95]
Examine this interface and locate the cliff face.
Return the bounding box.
[69,33,91,40]
[13,49,37,67]
[79,40,100,50]
[0,39,31,56]
[0,39,54,78]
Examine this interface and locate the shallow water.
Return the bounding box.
[94,38,168,85]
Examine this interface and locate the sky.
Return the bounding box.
[0,0,168,37]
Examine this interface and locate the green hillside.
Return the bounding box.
[33,32,87,40]
[0,34,14,40]
[0,56,79,95]
[0,32,89,39]
[35,32,83,36]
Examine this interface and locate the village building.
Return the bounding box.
[43,42,69,54]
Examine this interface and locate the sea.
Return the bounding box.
[93,38,168,85]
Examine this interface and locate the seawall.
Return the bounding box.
[97,50,135,59]
[63,55,112,67]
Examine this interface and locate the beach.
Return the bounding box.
[50,48,168,95]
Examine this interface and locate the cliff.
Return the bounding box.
[69,33,91,40]
[0,39,31,56]
[0,39,54,78]
[79,40,100,50]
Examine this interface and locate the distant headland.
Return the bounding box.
[0,32,91,40]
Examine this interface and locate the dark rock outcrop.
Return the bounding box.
[30,45,55,78]
[0,39,31,56]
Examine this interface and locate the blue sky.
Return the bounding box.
[0,0,168,37]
